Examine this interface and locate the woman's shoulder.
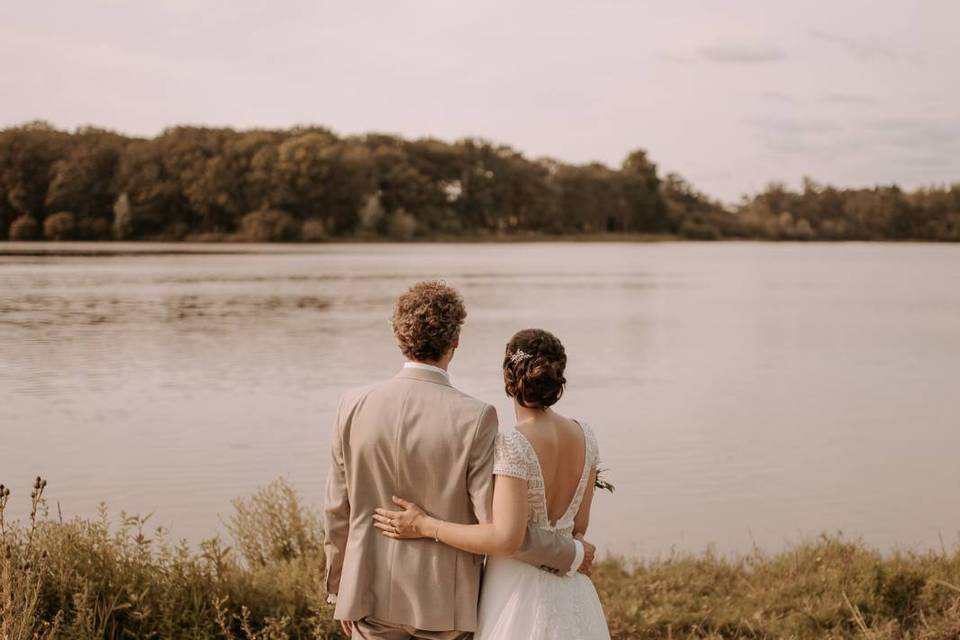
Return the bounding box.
[498,427,528,441]
[493,429,533,479]
[495,428,538,461]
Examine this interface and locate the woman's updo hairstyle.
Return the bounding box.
[503,328,567,409]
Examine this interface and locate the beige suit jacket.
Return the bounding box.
[323,366,576,632]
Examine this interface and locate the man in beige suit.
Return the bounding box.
[323,281,595,639]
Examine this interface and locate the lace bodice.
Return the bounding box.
[493,421,599,536]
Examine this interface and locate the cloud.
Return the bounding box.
[748,114,960,162]
[754,116,960,163]
[823,92,878,105]
[895,154,955,168]
[760,91,800,103]
[758,92,878,105]
[807,29,900,61]
[747,116,839,135]
[696,43,786,64]
[866,118,960,152]
[653,51,694,64]
[746,117,849,157]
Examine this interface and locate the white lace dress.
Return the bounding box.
[475,421,611,640]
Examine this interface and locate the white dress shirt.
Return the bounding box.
[567,540,585,575]
[403,361,450,381]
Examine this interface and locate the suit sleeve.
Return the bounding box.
[466,404,498,525]
[322,398,350,596]
[512,524,577,574]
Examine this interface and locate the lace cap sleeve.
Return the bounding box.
[581,421,600,467]
[493,431,528,480]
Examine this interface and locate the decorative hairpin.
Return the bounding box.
[509,350,532,364]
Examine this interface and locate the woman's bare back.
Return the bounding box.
[516,411,590,525]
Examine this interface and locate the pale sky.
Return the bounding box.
[3,0,958,201]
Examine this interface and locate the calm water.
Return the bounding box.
[1,241,959,557]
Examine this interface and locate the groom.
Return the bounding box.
[323,281,595,639]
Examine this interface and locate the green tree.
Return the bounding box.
[239,209,300,242]
[1,121,957,242]
[271,133,374,235]
[0,122,70,235]
[620,149,667,232]
[45,128,121,225]
[9,213,39,240]
[43,211,76,240]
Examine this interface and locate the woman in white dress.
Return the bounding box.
[373,328,610,639]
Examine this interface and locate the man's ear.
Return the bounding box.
[453,336,460,349]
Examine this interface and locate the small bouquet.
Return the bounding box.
[594,467,615,493]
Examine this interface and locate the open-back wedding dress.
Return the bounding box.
[476,420,611,640]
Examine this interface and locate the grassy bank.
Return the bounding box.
[2,477,958,639]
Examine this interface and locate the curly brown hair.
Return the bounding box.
[391,281,467,363]
[503,328,567,409]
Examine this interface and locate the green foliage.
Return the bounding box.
[596,535,960,639]
[3,477,959,639]
[44,128,122,221]
[226,478,322,568]
[43,211,76,240]
[239,210,301,242]
[386,208,417,240]
[0,123,958,242]
[1,477,339,640]
[8,214,39,240]
[0,123,960,242]
[300,219,327,242]
[113,192,133,240]
[0,123,675,242]
[732,179,960,241]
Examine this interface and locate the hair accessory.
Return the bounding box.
[509,350,532,364]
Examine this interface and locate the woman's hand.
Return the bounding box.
[373,496,436,539]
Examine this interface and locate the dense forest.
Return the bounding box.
[1,121,958,242]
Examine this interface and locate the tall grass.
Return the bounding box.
[595,540,960,639]
[1,476,958,639]
[1,477,338,639]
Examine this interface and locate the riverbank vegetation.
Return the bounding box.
[1,122,958,244]
[2,476,959,639]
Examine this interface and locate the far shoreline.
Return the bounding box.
[2,234,957,258]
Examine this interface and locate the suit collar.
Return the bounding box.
[395,365,452,387]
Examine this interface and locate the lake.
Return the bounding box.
[1,241,958,557]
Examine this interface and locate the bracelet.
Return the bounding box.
[433,521,442,543]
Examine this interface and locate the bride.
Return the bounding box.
[373,328,610,639]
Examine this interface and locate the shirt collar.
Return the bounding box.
[403,361,450,381]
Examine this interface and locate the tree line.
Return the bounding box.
[1,121,957,242]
